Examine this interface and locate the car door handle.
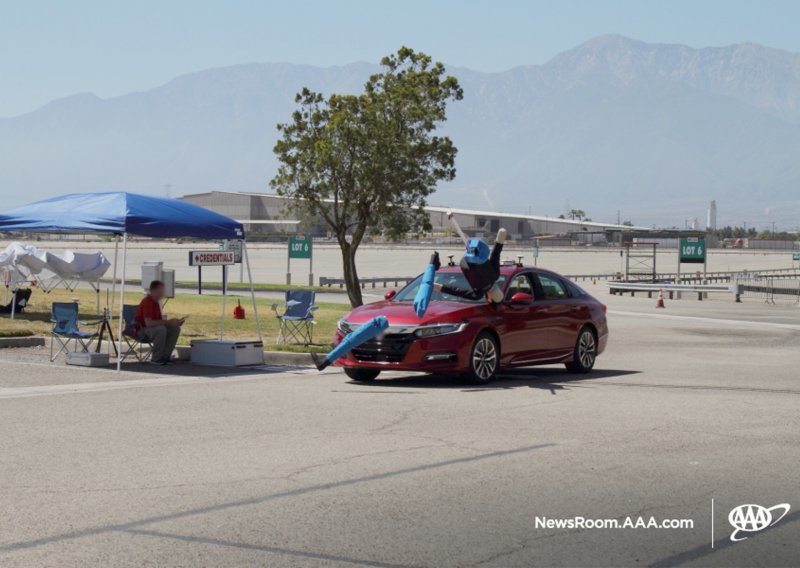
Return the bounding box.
[571,306,582,311]
[534,306,550,313]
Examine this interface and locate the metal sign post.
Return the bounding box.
[188,250,236,340]
[287,235,313,286]
[190,250,236,295]
[218,239,244,283]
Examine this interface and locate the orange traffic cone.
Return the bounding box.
[655,289,665,308]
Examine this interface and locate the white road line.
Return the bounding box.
[609,310,800,331]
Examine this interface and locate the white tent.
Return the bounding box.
[0,242,111,318]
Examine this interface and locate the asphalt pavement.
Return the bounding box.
[0,291,798,567]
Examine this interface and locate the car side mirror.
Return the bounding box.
[510,292,534,304]
[384,290,396,301]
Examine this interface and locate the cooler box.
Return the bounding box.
[66,352,110,367]
[190,339,264,367]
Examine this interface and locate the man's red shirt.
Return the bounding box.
[134,295,162,335]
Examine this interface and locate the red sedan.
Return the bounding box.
[330,262,609,383]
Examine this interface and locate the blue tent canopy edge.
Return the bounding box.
[0,192,244,240]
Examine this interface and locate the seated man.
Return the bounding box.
[134,280,184,365]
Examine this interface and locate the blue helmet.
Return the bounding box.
[463,238,490,265]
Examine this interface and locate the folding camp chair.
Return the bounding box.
[119,304,153,363]
[272,290,317,344]
[49,302,99,361]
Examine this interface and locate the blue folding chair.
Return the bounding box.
[50,302,99,362]
[272,290,317,344]
[120,304,153,363]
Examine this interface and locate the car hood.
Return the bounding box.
[343,300,483,326]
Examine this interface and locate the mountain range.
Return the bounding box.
[2,34,799,228]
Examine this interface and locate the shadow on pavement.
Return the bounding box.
[349,367,641,393]
[113,361,314,379]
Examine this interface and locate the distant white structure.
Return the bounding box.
[707,200,717,231]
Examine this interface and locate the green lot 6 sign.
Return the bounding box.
[286,235,314,285]
[679,237,706,264]
[289,235,312,259]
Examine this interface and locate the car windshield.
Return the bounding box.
[394,272,508,304]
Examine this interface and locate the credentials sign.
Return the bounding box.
[289,235,312,259]
[679,237,706,264]
[189,250,236,266]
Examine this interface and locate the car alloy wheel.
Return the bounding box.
[565,327,596,374]
[578,329,596,368]
[469,333,499,383]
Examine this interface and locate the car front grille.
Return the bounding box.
[351,333,414,363]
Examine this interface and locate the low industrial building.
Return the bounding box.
[180,191,649,244]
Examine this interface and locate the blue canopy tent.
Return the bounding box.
[0,192,262,370]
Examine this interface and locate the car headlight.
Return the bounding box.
[414,323,467,338]
[337,320,353,334]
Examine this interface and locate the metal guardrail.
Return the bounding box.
[733,276,800,305]
[319,276,415,289]
[319,268,800,290]
[570,267,800,283]
[607,281,735,301]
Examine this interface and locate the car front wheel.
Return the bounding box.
[465,331,499,384]
[565,327,597,374]
[344,368,380,382]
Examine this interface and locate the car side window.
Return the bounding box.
[565,279,586,297]
[535,274,569,301]
[505,273,533,300]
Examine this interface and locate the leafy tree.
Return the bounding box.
[271,47,463,306]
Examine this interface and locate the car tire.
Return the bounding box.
[565,327,597,374]
[344,368,380,382]
[464,331,500,384]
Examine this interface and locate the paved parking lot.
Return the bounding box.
[1,291,799,566]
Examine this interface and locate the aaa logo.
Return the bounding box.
[728,503,790,542]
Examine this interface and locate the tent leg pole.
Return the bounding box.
[10,268,18,321]
[110,235,119,322]
[242,241,262,343]
[220,265,227,339]
[116,233,128,373]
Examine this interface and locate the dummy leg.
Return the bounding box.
[413,252,440,318]
[490,228,507,268]
[486,229,508,303]
[312,315,390,371]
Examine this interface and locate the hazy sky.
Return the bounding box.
[2,0,800,118]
